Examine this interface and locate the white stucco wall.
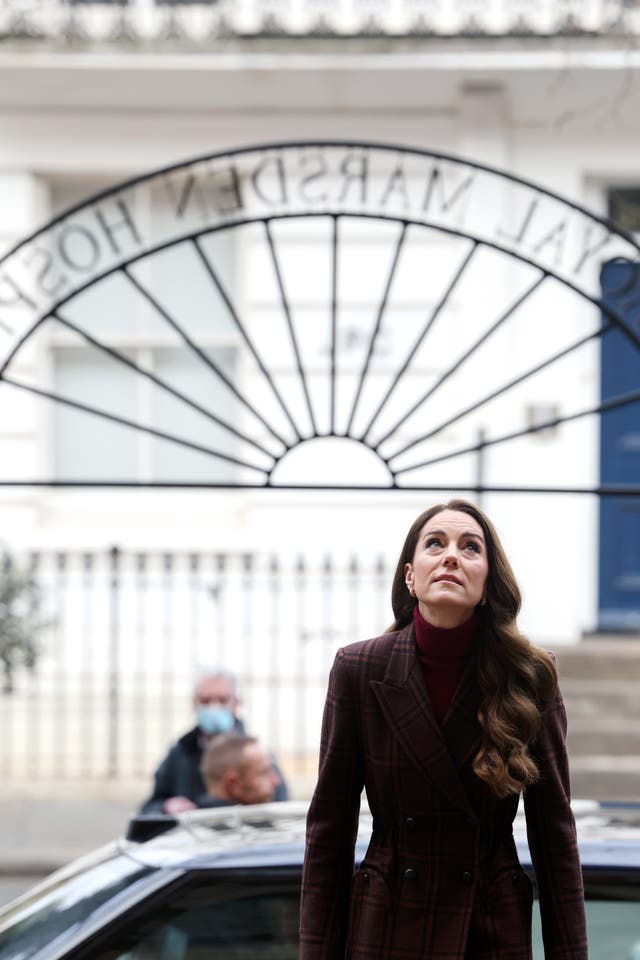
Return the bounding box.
[1,40,639,646]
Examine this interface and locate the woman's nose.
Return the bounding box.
[443,549,459,567]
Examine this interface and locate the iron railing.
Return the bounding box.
[0,547,391,793]
[1,1,639,44]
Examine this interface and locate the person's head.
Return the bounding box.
[200,734,281,805]
[391,499,521,630]
[192,667,240,737]
[392,501,557,799]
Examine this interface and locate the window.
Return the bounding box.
[52,344,239,483]
[0,852,155,960]
[609,187,640,235]
[47,178,239,483]
[531,870,640,960]
[75,874,301,960]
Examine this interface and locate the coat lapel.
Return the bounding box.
[370,622,478,818]
[441,652,483,769]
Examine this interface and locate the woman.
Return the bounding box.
[300,500,587,960]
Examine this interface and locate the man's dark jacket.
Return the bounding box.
[139,720,288,813]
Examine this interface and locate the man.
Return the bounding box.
[197,734,282,807]
[139,667,288,814]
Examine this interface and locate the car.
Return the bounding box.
[0,800,638,960]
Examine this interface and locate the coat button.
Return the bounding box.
[405,817,416,829]
[466,816,475,827]
[362,872,369,881]
[403,867,417,880]
[462,871,473,885]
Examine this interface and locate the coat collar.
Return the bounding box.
[370,621,482,818]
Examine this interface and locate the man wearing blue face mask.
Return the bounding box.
[139,667,288,814]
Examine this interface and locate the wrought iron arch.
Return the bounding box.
[1,140,639,495]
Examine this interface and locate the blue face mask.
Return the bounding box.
[196,704,235,736]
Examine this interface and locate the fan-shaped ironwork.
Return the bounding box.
[0,141,639,494]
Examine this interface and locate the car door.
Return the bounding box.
[57,867,301,960]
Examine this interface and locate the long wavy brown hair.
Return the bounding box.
[389,499,558,798]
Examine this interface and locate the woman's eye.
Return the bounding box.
[425,537,442,549]
[464,541,480,553]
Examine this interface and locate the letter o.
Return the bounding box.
[57,223,101,273]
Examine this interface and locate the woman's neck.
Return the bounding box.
[417,602,476,629]
[413,606,477,661]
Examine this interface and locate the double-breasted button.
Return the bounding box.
[466,816,475,827]
[362,872,369,881]
[462,871,473,885]
[403,867,417,880]
[405,817,416,829]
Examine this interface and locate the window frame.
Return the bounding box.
[41,175,242,485]
[51,864,302,960]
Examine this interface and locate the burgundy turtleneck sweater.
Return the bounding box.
[413,606,477,725]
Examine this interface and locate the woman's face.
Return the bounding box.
[404,509,489,627]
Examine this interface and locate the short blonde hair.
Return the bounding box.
[200,733,256,786]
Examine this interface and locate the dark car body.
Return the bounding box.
[0,800,638,960]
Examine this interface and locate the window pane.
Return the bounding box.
[87,878,300,960]
[0,854,154,960]
[53,347,138,480]
[585,900,640,960]
[149,347,239,482]
[609,188,640,235]
[62,273,157,339]
[139,233,237,340]
[532,897,640,960]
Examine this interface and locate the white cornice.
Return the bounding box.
[0,0,639,45]
[2,48,640,71]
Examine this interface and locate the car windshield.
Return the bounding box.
[0,848,155,960]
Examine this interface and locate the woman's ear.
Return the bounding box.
[404,563,414,595]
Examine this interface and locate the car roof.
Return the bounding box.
[123,802,311,869]
[122,799,640,872]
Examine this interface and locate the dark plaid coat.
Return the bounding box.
[300,623,588,960]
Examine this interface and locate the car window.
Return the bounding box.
[0,855,155,960]
[75,874,300,960]
[584,873,640,960]
[531,873,640,960]
[585,901,640,959]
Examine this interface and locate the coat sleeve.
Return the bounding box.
[300,648,365,960]
[523,683,588,960]
[137,748,177,814]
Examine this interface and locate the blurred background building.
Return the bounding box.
[0,0,639,837]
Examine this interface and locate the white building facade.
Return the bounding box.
[0,0,639,790]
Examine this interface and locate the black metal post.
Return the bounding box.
[107,545,120,779]
[475,428,486,507]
